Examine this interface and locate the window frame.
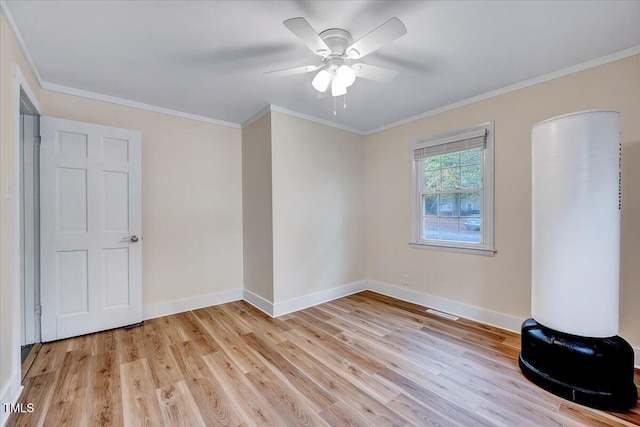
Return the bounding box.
[410,122,495,256]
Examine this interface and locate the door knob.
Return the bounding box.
[130,235,139,243]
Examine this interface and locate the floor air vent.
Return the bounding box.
[426,308,459,321]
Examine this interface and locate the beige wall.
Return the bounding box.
[365,54,640,347]
[40,91,244,305]
[271,112,366,302]
[2,9,639,407]
[0,12,42,406]
[1,13,244,402]
[242,113,274,302]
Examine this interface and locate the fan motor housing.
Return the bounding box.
[319,28,353,55]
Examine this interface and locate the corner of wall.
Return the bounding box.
[242,289,274,317]
[272,280,368,317]
[241,113,275,302]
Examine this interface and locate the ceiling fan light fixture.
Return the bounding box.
[273,16,406,105]
[331,78,347,97]
[335,64,356,88]
[312,69,332,92]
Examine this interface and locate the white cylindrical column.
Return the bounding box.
[531,110,620,338]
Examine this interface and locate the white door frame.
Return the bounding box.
[20,113,39,347]
[9,65,42,398]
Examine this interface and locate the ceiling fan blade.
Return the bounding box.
[283,17,331,56]
[353,63,398,82]
[263,64,320,78]
[346,17,407,59]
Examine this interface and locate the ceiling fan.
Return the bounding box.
[265,17,407,98]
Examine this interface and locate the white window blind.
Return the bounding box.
[414,129,487,160]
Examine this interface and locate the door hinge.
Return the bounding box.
[35,304,42,316]
[34,136,42,147]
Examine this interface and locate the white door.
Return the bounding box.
[40,117,142,342]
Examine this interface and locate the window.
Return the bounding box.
[411,123,495,256]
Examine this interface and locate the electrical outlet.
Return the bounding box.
[403,274,409,285]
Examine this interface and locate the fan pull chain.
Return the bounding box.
[331,93,348,116]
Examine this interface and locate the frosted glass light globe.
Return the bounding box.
[335,65,356,88]
[331,78,347,96]
[311,69,331,92]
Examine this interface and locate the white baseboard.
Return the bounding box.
[273,280,368,317]
[1,373,23,427]
[366,279,524,333]
[242,289,274,316]
[242,281,369,318]
[127,281,640,370]
[367,280,640,369]
[142,288,242,320]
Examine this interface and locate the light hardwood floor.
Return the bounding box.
[7,291,640,426]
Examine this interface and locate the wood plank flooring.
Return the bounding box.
[7,291,640,426]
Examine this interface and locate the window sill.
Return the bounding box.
[409,242,496,257]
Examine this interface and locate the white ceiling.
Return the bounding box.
[5,0,640,132]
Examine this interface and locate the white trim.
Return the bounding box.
[241,105,272,129]
[413,128,487,150]
[366,280,640,369]
[142,289,242,320]
[241,104,366,135]
[104,282,640,369]
[5,65,41,426]
[366,44,640,135]
[242,290,274,316]
[272,280,368,317]
[4,0,638,137]
[41,82,241,129]
[0,1,43,86]
[242,281,369,318]
[13,69,42,115]
[0,1,237,131]
[0,373,23,427]
[20,114,37,346]
[270,104,365,134]
[367,279,523,333]
[410,121,495,255]
[409,242,496,257]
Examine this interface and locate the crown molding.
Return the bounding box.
[42,82,241,129]
[2,0,241,129]
[241,105,272,129]
[2,0,360,136]
[3,0,638,136]
[0,0,44,86]
[241,104,365,135]
[269,105,366,135]
[365,44,640,135]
